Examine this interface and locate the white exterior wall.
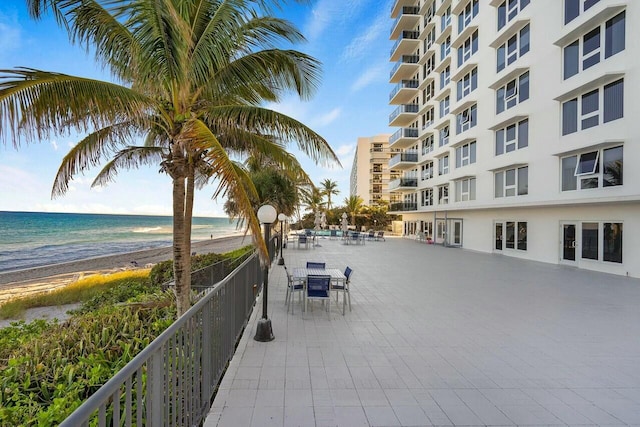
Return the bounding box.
[390,0,640,278]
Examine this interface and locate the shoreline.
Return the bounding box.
[0,234,252,302]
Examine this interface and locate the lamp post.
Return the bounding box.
[277,213,286,265]
[254,204,277,342]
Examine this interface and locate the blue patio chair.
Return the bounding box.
[297,234,308,249]
[284,266,304,314]
[332,266,353,315]
[367,230,376,241]
[329,229,338,240]
[375,231,385,241]
[350,232,360,244]
[305,275,331,317]
[306,261,326,269]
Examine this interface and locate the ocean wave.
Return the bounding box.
[132,226,169,233]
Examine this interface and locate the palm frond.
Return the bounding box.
[0,68,153,147]
[91,145,166,189]
[204,104,340,167]
[184,118,269,263]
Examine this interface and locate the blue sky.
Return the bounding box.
[0,0,393,217]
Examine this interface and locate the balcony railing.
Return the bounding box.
[389,177,418,190]
[389,152,419,168]
[389,55,419,79]
[389,127,419,145]
[389,103,419,123]
[389,79,419,101]
[389,202,418,211]
[59,247,271,426]
[390,30,420,57]
[391,6,420,35]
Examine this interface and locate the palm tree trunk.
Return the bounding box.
[173,175,191,316]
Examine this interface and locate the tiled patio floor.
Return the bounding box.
[204,236,640,426]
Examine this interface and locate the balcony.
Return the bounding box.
[388,177,418,191]
[390,6,420,40]
[389,152,419,170]
[390,30,420,62]
[389,79,419,105]
[389,202,418,211]
[389,127,418,149]
[389,104,419,127]
[389,55,419,83]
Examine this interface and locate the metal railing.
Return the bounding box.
[60,252,264,427]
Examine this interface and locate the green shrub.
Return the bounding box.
[0,293,175,426]
[149,245,254,287]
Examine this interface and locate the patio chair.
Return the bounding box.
[284,266,304,314]
[329,229,338,240]
[332,266,353,315]
[367,230,376,241]
[306,261,326,269]
[305,275,331,317]
[375,231,385,241]
[297,234,308,249]
[350,232,361,245]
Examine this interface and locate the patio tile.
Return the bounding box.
[204,237,640,427]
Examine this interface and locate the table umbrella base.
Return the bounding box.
[254,318,275,342]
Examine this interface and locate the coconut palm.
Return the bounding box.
[320,178,339,209]
[344,195,364,225]
[300,185,324,214]
[0,0,339,315]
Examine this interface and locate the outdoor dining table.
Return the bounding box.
[292,267,346,287]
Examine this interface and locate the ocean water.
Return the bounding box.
[0,211,241,272]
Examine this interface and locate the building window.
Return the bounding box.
[424,55,436,79]
[438,185,449,205]
[497,24,530,72]
[495,166,528,197]
[495,118,528,155]
[458,0,479,34]
[496,71,529,114]
[422,108,434,129]
[421,188,434,206]
[423,81,434,104]
[603,222,623,263]
[438,155,449,175]
[563,12,625,79]
[425,27,436,51]
[455,177,476,201]
[441,35,451,61]
[440,95,450,118]
[562,78,623,135]
[495,220,528,251]
[455,141,476,168]
[441,6,452,32]
[579,221,622,263]
[456,67,478,101]
[439,125,450,147]
[457,30,479,67]
[440,65,451,89]
[565,0,601,25]
[456,104,477,134]
[421,161,434,181]
[422,135,434,155]
[497,0,530,31]
[561,145,623,191]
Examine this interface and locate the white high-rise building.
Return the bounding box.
[389,0,639,277]
[351,134,394,206]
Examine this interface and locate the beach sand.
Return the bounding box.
[0,234,251,304]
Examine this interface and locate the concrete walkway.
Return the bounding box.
[204,236,640,426]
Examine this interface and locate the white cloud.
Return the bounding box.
[311,107,342,127]
[50,140,58,151]
[350,64,386,92]
[335,144,355,157]
[0,15,21,55]
[340,9,389,63]
[304,0,370,42]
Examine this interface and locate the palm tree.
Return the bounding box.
[300,186,325,215]
[320,178,339,209]
[1,0,339,316]
[344,195,364,225]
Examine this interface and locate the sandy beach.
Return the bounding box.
[0,234,251,303]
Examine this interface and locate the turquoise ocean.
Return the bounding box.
[0,211,240,273]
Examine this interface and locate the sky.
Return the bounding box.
[0,0,394,217]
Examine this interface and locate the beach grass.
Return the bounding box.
[0,269,151,319]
